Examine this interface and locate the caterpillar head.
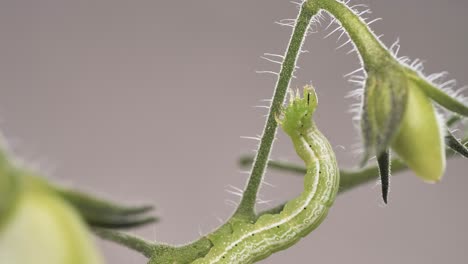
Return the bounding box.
[277,85,318,136]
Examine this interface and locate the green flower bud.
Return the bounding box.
[316,0,468,201]
[391,78,446,182]
[0,176,103,264]
[361,66,448,182]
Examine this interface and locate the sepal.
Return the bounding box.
[55,187,158,229]
[377,150,391,204]
[361,66,408,163]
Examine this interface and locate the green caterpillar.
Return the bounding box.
[192,86,340,263]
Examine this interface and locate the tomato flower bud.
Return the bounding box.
[322,0,468,201]
[390,77,446,182]
[0,135,156,263]
[0,150,103,264]
[361,66,449,182]
[297,0,468,203]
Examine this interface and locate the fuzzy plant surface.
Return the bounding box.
[0,137,158,264]
[0,0,468,264]
[92,0,468,263]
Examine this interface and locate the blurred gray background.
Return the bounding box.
[1,0,467,263]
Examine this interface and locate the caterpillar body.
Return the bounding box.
[193,86,340,264]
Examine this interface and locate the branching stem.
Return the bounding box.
[233,2,319,221]
[94,1,468,262]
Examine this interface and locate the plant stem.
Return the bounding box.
[233,1,319,221]
[240,137,467,218]
[239,155,406,195]
[93,227,213,263]
[317,0,389,69]
[93,228,155,258]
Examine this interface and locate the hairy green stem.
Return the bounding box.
[95,1,467,261]
[95,2,322,260]
[93,228,155,258]
[410,74,468,116]
[149,239,213,264]
[317,0,389,68]
[233,2,319,221]
[94,227,213,263]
